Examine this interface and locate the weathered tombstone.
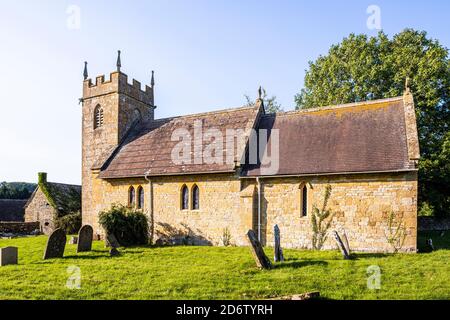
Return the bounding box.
[333,231,350,260]
[0,246,18,266]
[427,238,434,251]
[105,233,120,248]
[69,236,78,245]
[109,247,120,257]
[246,229,272,269]
[341,230,351,255]
[273,225,284,262]
[43,228,66,260]
[77,225,93,253]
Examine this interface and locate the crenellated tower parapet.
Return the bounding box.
[83,71,155,107]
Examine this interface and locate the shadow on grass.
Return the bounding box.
[273,260,328,269]
[350,252,389,259]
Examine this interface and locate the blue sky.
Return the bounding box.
[0,0,449,184]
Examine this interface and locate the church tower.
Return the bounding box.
[81,51,155,232]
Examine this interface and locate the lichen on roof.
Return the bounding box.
[39,182,81,217]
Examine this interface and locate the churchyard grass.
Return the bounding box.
[0,232,449,300]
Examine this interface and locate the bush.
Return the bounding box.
[54,211,82,234]
[98,204,148,246]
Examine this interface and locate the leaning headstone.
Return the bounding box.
[341,230,351,255]
[105,233,120,248]
[43,228,66,260]
[109,247,120,257]
[0,247,18,266]
[246,229,272,269]
[69,236,78,245]
[427,238,434,251]
[333,231,350,260]
[273,225,284,262]
[77,225,93,253]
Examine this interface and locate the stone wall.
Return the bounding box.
[242,171,418,253]
[0,222,40,234]
[418,217,450,231]
[86,170,418,253]
[24,187,56,235]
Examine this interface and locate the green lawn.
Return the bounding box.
[0,232,449,300]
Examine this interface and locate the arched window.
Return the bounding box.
[137,186,144,209]
[181,185,189,210]
[301,184,308,217]
[94,105,104,129]
[132,109,142,124]
[192,185,199,210]
[128,186,135,208]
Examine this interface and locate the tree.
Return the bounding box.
[296,29,450,217]
[245,87,283,114]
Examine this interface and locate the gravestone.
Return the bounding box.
[0,246,18,266]
[246,229,272,269]
[333,231,350,260]
[109,247,120,257]
[69,236,78,245]
[77,225,93,253]
[43,228,66,260]
[427,238,434,251]
[341,230,351,255]
[105,233,120,248]
[273,225,284,262]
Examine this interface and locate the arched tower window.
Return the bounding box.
[137,186,144,209]
[132,109,142,124]
[301,184,308,217]
[181,185,189,210]
[192,185,199,210]
[128,186,135,208]
[94,105,104,129]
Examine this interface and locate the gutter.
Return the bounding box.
[240,168,418,180]
[256,177,262,242]
[144,171,154,244]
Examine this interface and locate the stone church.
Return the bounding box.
[81,54,420,253]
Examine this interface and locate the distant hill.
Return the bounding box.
[0,182,36,199]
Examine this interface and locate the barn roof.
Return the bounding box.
[0,199,27,222]
[25,182,81,216]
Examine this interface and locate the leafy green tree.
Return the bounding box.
[0,182,35,199]
[245,87,283,114]
[296,29,450,217]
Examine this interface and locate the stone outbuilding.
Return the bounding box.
[24,173,81,234]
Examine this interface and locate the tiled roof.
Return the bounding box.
[0,199,27,222]
[243,97,416,177]
[99,105,261,178]
[98,96,418,179]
